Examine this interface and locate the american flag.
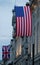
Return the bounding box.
[2,45,10,60]
[15,5,32,36]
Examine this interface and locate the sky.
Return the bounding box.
[0,0,29,60]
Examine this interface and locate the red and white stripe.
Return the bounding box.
[28,6,32,36]
[24,6,27,36]
[16,17,20,36]
[22,17,24,36]
[19,17,22,36]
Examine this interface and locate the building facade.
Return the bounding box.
[30,0,40,57]
[10,0,40,65]
[29,0,40,65]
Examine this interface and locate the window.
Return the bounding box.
[25,47,28,55]
[16,38,22,57]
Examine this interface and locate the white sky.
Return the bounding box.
[0,0,29,60]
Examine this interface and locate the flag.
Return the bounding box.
[15,5,32,36]
[2,45,10,60]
